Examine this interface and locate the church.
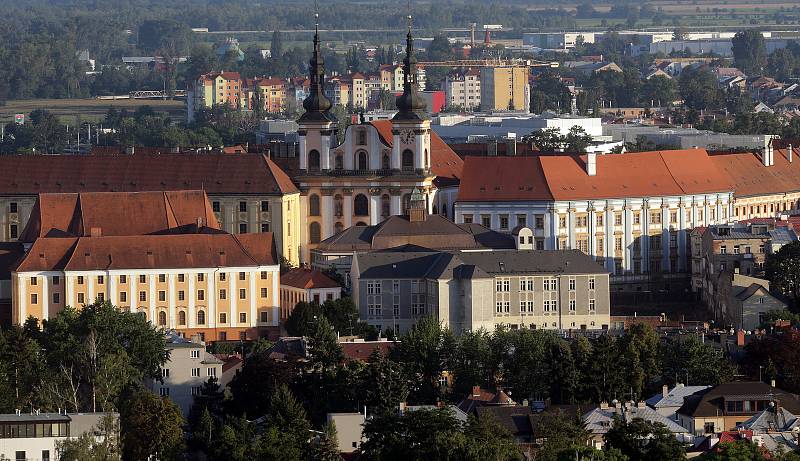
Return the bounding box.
[294,21,463,262]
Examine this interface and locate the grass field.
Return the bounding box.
[0,98,186,125]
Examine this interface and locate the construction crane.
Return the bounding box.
[417,58,559,68]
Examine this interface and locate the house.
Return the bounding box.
[327,411,366,453]
[717,273,787,331]
[351,247,611,334]
[151,332,224,416]
[563,61,622,76]
[279,267,341,320]
[676,381,800,436]
[0,411,118,461]
[645,383,710,420]
[740,405,800,454]
[457,386,516,414]
[474,405,536,445]
[583,401,691,449]
[339,339,396,362]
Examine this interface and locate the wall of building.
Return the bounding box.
[152,343,223,416]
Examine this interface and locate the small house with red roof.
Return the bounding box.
[279,267,341,320]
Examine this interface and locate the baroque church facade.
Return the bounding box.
[294,23,463,262]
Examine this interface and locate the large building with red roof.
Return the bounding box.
[9,191,281,340]
[455,149,736,290]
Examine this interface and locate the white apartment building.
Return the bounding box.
[455,150,736,290]
[153,333,224,416]
[444,69,481,110]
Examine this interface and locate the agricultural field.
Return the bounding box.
[0,98,186,125]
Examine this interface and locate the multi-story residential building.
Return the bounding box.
[454,150,735,291]
[714,272,786,331]
[677,381,800,436]
[325,76,351,107]
[0,411,117,461]
[311,196,515,284]
[392,64,426,92]
[244,77,286,114]
[291,26,462,263]
[351,247,610,334]
[444,69,481,110]
[190,71,244,110]
[350,73,367,109]
[8,190,282,340]
[700,223,773,281]
[0,153,302,266]
[152,333,223,416]
[279,267,341,320]
[480,66,530,112]
[583,401,690,449]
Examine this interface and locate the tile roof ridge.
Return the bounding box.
[62,237,83,271]
[230,233,259,266]
[163,191,179,230]
[657,150,684,194]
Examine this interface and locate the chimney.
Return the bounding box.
[89,227,102,237]
[737,329,745,346]
[196,217,204,228]
[600,401,609,410]
[789,144,793,163]
[763,138,774,167]
[771,379,776,388]
[586,152,597,176]
[662,384,669,398]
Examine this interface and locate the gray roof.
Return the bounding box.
[770,227,798,246]
[645,385,710,409]
[584,405,688,435]
[354,249,608,280]
[0,413,70,423]
[734,283,768,301]
[741,407,800,432]
[710,225,771,240]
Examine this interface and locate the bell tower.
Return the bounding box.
[391,14,431,174]
[298,14,337,173]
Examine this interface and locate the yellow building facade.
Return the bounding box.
[479,66,530,112]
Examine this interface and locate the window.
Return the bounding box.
[53,293,60,304]
[261,311,269,323]
[367,281,381,295]
[381,194,391,217]
[120,292,127,303]
[237,201,247,213]
[9,202,17,213]
[219,273,226,281]
[97,293,105,302]
[720,245,727,255]
[178,291,185,301]
[158,274,166,283]
[158,291,166,302]
[734,245,740,255]
[354,194,369,216]
[633,212,641,225]
[77,276,84,285]
[559,215,567,228]
[161,368,170,378]
[589,299,596,311]
[569,299,576,311]
[650,211,661,224]
[239,223,248,233]
[30,276,37,286]
[80,292,88,304]
[178,311,186,325]
[576,215,588,227]
[615,213,623,226]
[177,274,184,283]
[517,215,527,227]
[197,310,206,325]
[191,350,200,359]
[52,275,60,285]
[212,201,221,212]
[310,222,322,244]
[207,367,217,377]
[97,275,104,284]
[615,237,623,252]
[158,311,166,326]
[9,224,17,239]
[596,214,604,226]
[544,278,558,291]
[42,451,49,461]
[597,237,604,254]
[402,149,414,172]
[499,215,509,230]
[261,288,268,298]
[589,277,595,290]
[309,194,321,216]
[197,289,205,301]
[335,154,343,170]
[704,422,715,434]
[219,313,227,323]
[670,211,677,223]
[30,293,38,305]
[357,150,369,170]
[239,288,246,300]
[535,215,544,229]
[219,289,227,300]
[495,279,510,292]
[239,312,247,323]
[139,274,146,283]
[261,201,269,212]
[198,273,205,282]
[482,215,491,228]
[569,278,576,290]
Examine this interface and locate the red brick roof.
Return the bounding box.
[339,341,396,362]
[458,149,734,202]
[369,120,463,187]
[0,153,299,196]
[13,233,276,272]
[19,190,220,243]
[280,267,340,289]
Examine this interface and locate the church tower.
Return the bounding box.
[391,16,432,187]
[298,15,337,173]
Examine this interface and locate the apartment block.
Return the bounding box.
[479,66,530,112]
[444,69,481,110]
[351,249,610,334]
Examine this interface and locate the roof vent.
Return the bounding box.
[499,262,505,272]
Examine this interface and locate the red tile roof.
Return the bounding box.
[19,190,220,242]
[369,120,463,187]
[13,233,276,272]
[339,341,396,362]
[458,149,734,202]
[709,149,800,197]
[0,153,298,196]
[280,267,341,289]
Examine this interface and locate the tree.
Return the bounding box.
[661,335,735,388]
[461,414,523,461]
[57,414,121,461]
[451,330,493,398]
[392,316,454,404]
[563,126,593,153]
[696,440,770,460]
[604,417,686,461]
[679,67,723,111]
[767,241,800,310]
[643,75,677,107]
[361,407,465,460]
[359,350,409,417]
[137,20,192,55]
[285,301,323,336]
[526,127,563,152]
[120,389,185,461]
[307,316,344,370]
[732,30,767,75]
[266,385,311,457]
[310,422,341,461]
[271,30,284,59]
[227,352,295,418]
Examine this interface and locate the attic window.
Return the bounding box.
[479,186,486,191]
[494,186,500,191]
[186,250,192,255]
[39,253,45,258]
[147,251,153,256]
[84,252,90,257]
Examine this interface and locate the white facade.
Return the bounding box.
[444,72,481,110]
[153,336,224,416]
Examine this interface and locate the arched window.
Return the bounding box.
[335,153,343,170]
[402,149,414,172]
[197,310,206,325]
[381,194,391,217]
[356,221,368,226]
[158,311,167,326]
[334,194,343,217]
[309,194,321,216]
[334,222,344,234]
[310,222,322,244]
[382,153,390,170]
[357,150,368,170]
[178,311,186,326]
[308,149,320,172]
[354,194,369,216]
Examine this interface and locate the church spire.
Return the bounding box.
[299,12,336,123]
[393,11,428,121]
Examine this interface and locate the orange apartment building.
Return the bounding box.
[8,190,281,340]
